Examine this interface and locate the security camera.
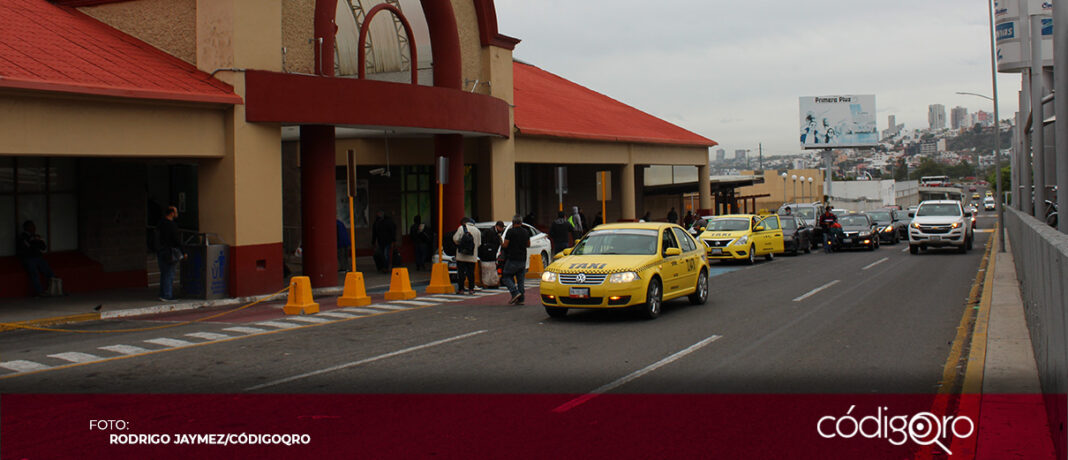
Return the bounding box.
[369,167,390,177]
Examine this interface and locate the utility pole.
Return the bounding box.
[758,143,763,170]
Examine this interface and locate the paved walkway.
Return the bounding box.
[0,256,432,328]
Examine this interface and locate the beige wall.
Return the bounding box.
[453,0,488,94]
[281,0,316,74]
[80,0,197,64]
[515,137,708,166]
[735,169,826,211]
[0,93,225,158]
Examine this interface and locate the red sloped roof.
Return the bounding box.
[513,61,715,147]
[0,0,241,104]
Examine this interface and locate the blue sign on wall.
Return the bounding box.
[996,22,1016,41]
[1041,18,1052,36]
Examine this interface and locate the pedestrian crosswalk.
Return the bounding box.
[0,289,511,377]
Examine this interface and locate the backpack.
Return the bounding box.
[457,225,475,255]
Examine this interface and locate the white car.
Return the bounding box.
[983,197,996,211]
[432,222,553,279]
[908,200,974,254]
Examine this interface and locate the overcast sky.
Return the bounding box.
[494,0,1021,157]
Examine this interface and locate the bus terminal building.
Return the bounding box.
[0,0,715,298]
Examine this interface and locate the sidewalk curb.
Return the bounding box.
[0,312,102,333]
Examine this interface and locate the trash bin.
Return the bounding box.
[181,234,229,300]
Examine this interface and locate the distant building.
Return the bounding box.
[882,114,904,139]
[715,148,726,162]
[950,106,968,130]
[976,110,992,127]
[734,149,747,160]
[928,104,946,130]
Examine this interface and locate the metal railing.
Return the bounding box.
[1005,207,1068,455]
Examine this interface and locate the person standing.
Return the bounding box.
[336,219,351,272]
[410,215,431,271]
[17,220,55,297]
[667,207,678,225]
[567,206,584,241]
[156,206,185,301]
[683,210,695,229]
[372,210,396,273]
[452,217,481,295]
[549,211,572,255]
[500,215,531,305]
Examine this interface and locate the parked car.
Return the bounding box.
[433,221,552,280]
[778,215,813,255]
[863,209,907,244]
[540,223,709,319]
[908,200,974,254]
[837,213,880,251]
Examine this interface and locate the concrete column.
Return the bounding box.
[621,162,636,221]
[1020,81,1034,215]
[698,163,711,214]
[1030,16,1046,217]
[485,45,515,221]
[196,0,284,297]
[300,125,338,288]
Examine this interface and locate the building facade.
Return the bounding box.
[928,104,946,130]
[0,0,715,298]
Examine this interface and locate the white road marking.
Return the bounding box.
[284,316,332,324]
[552,335,723,413]
[0,360,51,373]
[862,257,889,271]
[338,308,384,315]
[429,294,470,300]
[245,330,489,392]
[420,296,463,303]
[365,304,412,311]
[144,338,195,348]
[316,311,357,319]
[387,300,438,307]
[223,327,268,335]
[902,247,909,252]
[47,352,102,363]
[793,280,841,302]
[99,344,150,355]
[185,332,232,341]
[255,321,302,329]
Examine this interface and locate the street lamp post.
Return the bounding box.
[791,174,798,203]
[799,176,807,202]
[781,172,788,205]
[808,177,814,203]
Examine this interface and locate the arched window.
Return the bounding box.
[334,0,432,83]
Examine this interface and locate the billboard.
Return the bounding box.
[994,0,1054,73]
[799,95,877,149]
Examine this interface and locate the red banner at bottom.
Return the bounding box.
[1,394,1062,459]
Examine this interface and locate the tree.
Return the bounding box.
[913,158,945,178]
[986,166,1011,194]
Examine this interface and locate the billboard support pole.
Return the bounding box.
[823,149,833,204]
[987,0,1005,250]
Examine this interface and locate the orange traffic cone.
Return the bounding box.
[283,276,319,315]
[338,272,371,307]
[525,253,544,279]
[425,262,455,294]
[383,267,417,300]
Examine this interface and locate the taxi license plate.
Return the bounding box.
[708,248,722,255]
[842,238,852,243]
[569,287,590,298]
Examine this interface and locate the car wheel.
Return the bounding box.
[966,235,973,250]
[545,306,568,318]
[909,244,919,255]
[765,250,775,261]
[958,243,967,254]
[541,252,550,269]
[640,277,662,319]
[892,234,900,245]
[804,238,811,254]
[688,269,708,305]
[746,246,756,265]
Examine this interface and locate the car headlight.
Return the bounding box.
[911,222,921,229]
[883,226,894,233]
[951,222,961,229]
[541,272,557,283]
[609,272,639,283]
[731,235,749,246]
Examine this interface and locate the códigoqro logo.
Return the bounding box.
[817,405,974,455]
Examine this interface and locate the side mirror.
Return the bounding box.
[754,226,765,232]
[664,247,682,257]
[562,248,572,256]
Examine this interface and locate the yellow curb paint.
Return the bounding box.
[937,235,993,395]
[963,229,998,394]
[0,313,101,333]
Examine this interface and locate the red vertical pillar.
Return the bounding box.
[301,125,338,288]
[437,134,464,229]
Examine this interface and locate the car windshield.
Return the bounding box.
[917,204,962,217]
[571,229,658,255]
[780,217,797,229]
[839,215,869,226]
[866,211,891,223]
[794,207,816,219]
[707,219,750,231]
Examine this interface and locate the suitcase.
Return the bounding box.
[479,261,500,288]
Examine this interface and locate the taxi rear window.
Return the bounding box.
[573,229,658,255]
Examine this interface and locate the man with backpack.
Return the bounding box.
[549,211,572,255]
[451,217,481,295]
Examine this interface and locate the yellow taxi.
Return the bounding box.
[697,214,784,264]
[539,223,709,319]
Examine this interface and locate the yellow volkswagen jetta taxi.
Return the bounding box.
[539,223,709,319]
[698,214,784,264]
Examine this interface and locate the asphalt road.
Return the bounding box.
[0,215,996,396]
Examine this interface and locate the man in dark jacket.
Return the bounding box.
[549,211,572,255]
[157,206,184,301]
[667,207,678,224]
[371,210,396,273]
[17,220,54,297]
